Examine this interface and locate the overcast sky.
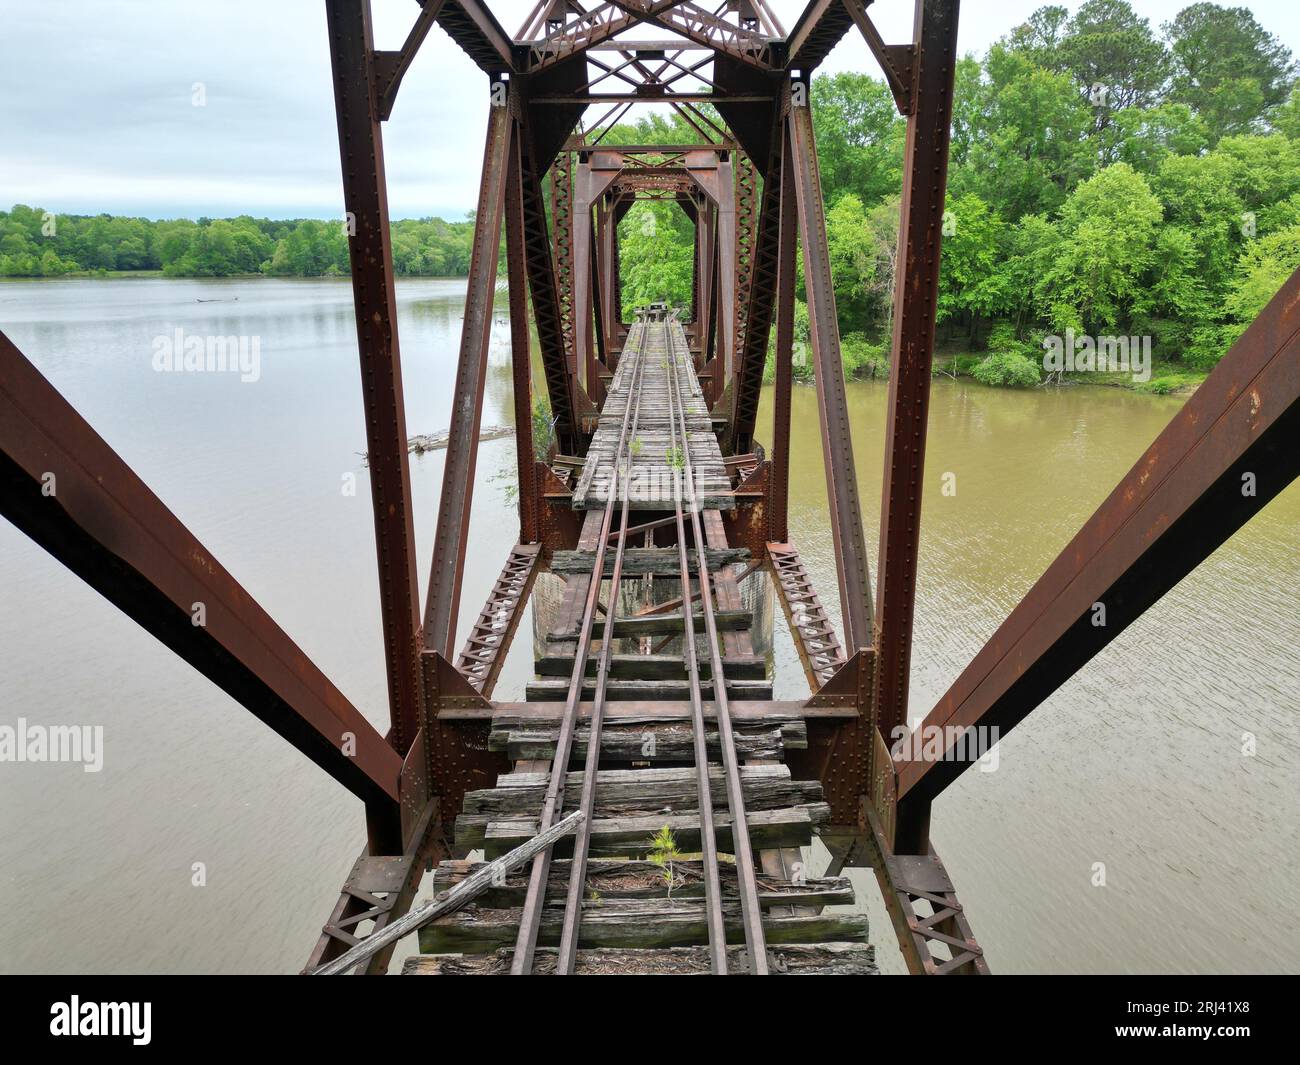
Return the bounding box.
[2,1,1297,221]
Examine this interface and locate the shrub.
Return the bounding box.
[840,332,889,378]
[972,351,1041,388]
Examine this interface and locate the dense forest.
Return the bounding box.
[3,1,1298,390]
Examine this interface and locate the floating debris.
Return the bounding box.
[361,425,514,465]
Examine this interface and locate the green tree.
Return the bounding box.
[969,64,1094,217]
[936,193,1008,335]
[811,72,904,206]
[1038,163,1164,331]
[1165,3,1297,141]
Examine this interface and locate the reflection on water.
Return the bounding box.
[0,278,1295,973]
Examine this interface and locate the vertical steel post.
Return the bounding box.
[873,2,961,847]
[506,121,540,543]
[423,84,513,660]
[769,126,796,543]
[325,0,422,805]
[787,86,874,654]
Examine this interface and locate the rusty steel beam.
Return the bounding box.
[549,154,577,388]
[895,268,1300,834]
[506,127,543,543]
[785,0,856,72]
[527,1,775,74]
[733,151,757,369]
[873,0,960,745]
[453,543,542,696]
[521,144,584,452]
[327,0,425,756]
[858,801,989,974]
[768,125,796,539]
[0,331,402,811]
[787,90,874,653]
[303,797,445,974]
[423,90,514,661]
[731,117,785,453]
[371,0,447,120]
[842,0,917,115]
[768,542,846,690]
[436,0,516,72]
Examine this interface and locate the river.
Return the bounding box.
[1,276,1295,974]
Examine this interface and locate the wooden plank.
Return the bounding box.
[490,719,808,761]
[431,858,854,909]
[550,546,749,576]
[546,608,751,640]
[404,943,878,975]
[479,803,828,858]
[458,764,822,822]
[417,898,869,953]
[479,699,855,723]
[534,652,767,680]
[525,677,773,701]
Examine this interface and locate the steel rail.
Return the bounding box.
[555,318,654,973]
[664,316,769,974]
[511,322,653,974]
[661,311,729,972]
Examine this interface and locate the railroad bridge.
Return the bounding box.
[1,0,1296,975]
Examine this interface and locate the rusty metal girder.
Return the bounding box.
[731,108,785,454]
[786,649,875,824]
[326,0,424,756]
[371,0,446,120]
[859,800,989,975]
[453,543,542,696]
[303,798,447,974]
[436,0,517,73]
[423,94,513,661]
[768,541,846,690]
[549,154,578,381]
[873,0,960,743]
[506,127,542,542]
[896,266,1300,821]
[522,144,586,452]
[787,93,874,654]
[0,330,401,811]
[841,0,917,115]
[768,128,796,539]
[527,1,776,73]
[785,0,856,72]
[733,151,758,368]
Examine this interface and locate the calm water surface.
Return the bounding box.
[1,277,1296,974]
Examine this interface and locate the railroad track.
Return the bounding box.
[406,311,874,975]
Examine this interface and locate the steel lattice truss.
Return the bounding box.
[1,0,1295,976]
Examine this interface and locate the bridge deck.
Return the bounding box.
[394,309,875,975]
[572,318,734,511]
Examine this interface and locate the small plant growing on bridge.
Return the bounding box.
[629,437,643,459]
[665,445,684,471]
[648,824,683,897]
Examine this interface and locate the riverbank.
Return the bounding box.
[932,351,1208,395]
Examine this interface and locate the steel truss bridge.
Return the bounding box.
[1,0,1296,975]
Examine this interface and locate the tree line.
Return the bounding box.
[0,208,481,280]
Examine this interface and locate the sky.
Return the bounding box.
[2,1,1298,221]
